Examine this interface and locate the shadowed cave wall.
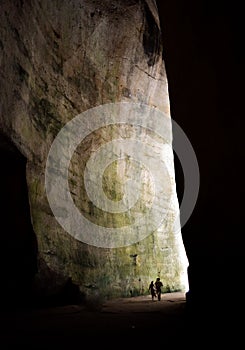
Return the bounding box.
[0,133,38,306]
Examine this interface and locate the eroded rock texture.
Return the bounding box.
[0,0,188,300]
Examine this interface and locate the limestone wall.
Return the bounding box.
[0,0,188,299]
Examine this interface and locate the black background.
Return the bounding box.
[156,0,245,313]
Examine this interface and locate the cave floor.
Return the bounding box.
[0,292,237,348]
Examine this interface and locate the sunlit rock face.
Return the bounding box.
[0,0,188,299]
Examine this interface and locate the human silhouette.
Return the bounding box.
[149,281,156,301]
[154,277,163,301]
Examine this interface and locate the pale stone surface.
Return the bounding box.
[0,0,188,299]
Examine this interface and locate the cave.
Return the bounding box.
[0,0,244,346]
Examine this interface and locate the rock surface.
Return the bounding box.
[0,0,188,300]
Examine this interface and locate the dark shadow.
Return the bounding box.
[156,0,244,336]
[0,132,38,309]
[173,150,184,209]
[32,257,86,309]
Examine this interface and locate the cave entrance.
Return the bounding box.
[0,133,38,307]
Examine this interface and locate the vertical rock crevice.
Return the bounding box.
[143,1,162,66]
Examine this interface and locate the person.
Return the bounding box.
[154,277,163,301]
[149,281,156,301]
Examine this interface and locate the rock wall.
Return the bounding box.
[0,0,188,300]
